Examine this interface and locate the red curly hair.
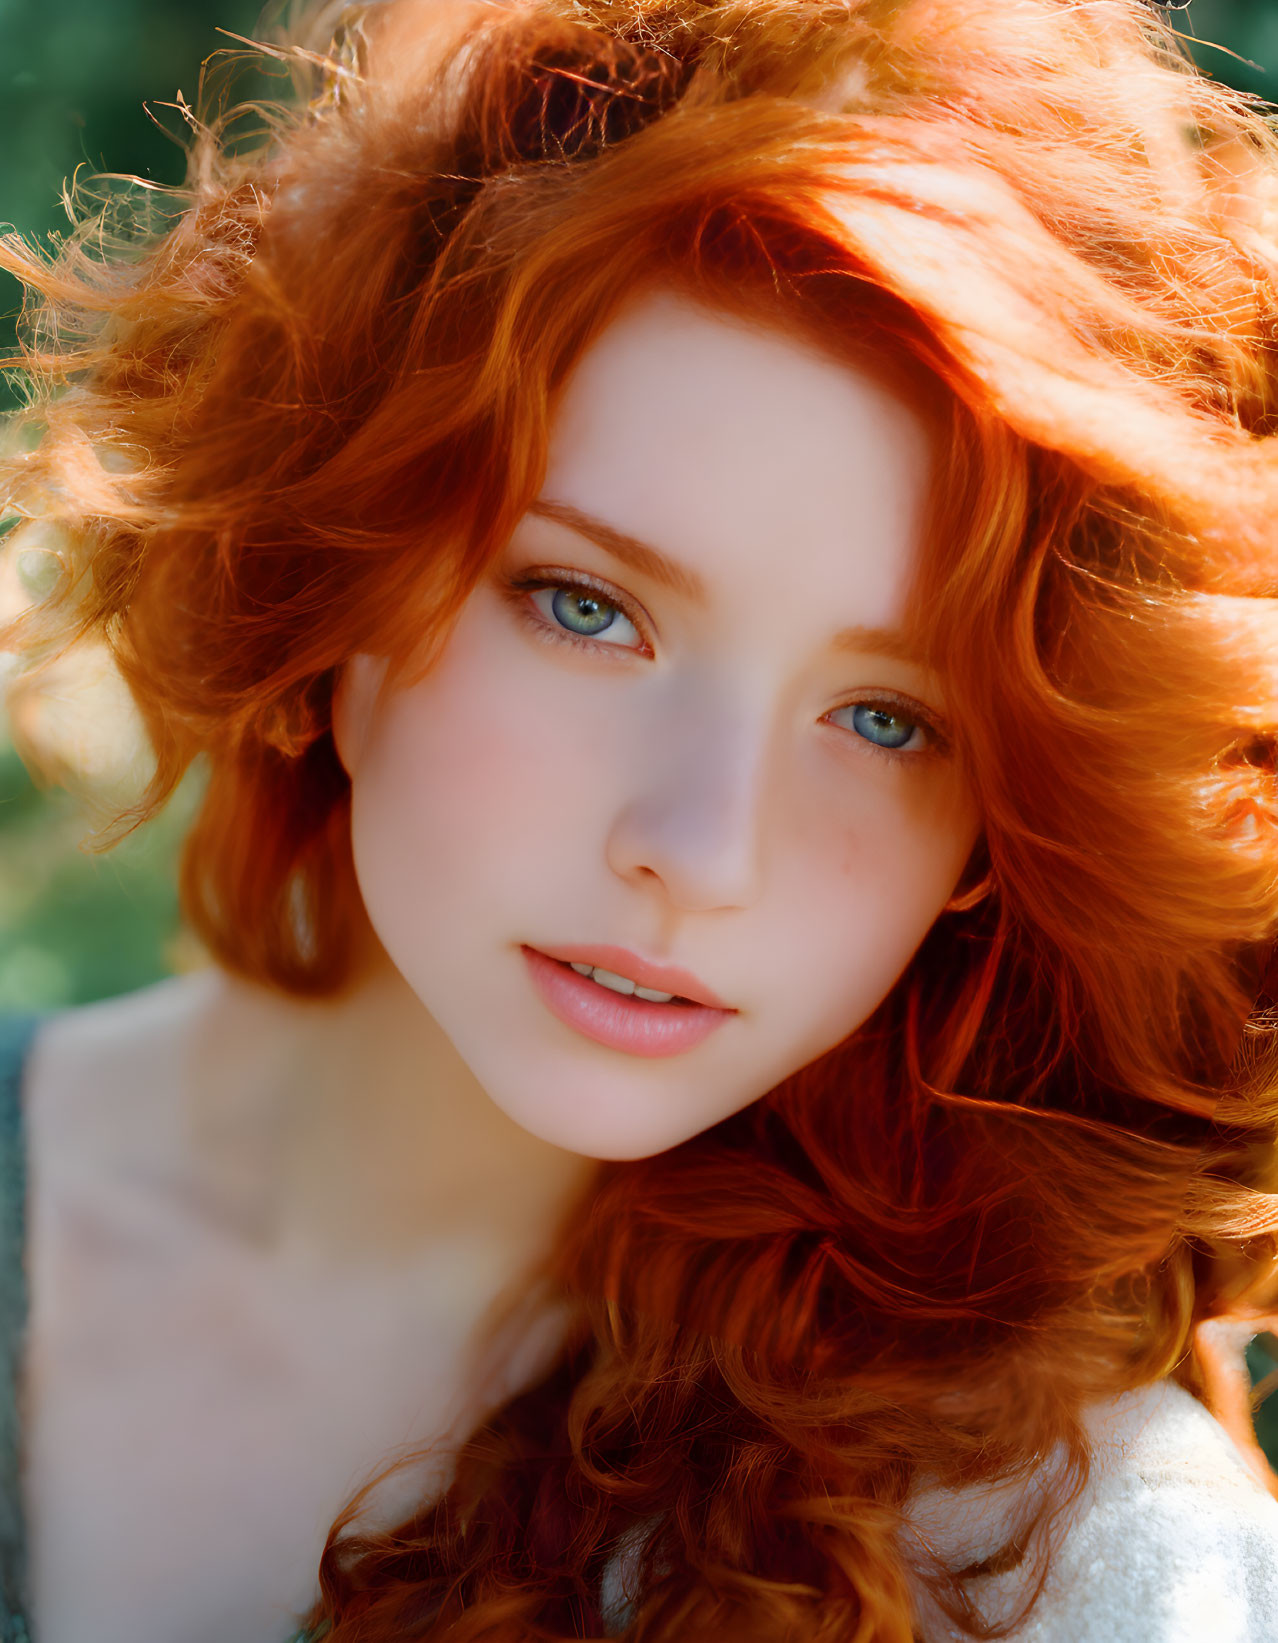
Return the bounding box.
[4,1,1278,1637]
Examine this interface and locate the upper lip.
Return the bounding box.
[527,943,736,1011]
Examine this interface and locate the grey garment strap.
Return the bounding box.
[0,1013,45,1643]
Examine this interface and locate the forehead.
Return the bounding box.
[540,288,937,633]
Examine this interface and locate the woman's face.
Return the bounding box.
[334,289,981,1160]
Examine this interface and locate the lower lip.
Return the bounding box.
[520,946,733,1058]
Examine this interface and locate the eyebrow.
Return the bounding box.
[529,498,708,604]
[526,497,929,669]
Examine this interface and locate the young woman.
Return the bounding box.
[2,0,1278,1639]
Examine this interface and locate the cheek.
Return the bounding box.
[348,604,628,927]
[353,647,528,902]
[830,769,978,905]
[774,761,979,1045]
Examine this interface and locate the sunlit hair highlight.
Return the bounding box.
[3,1,1278,1638]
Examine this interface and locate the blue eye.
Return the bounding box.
[833,701,927,753]
[548,586,624,639]
[511,573,648,653]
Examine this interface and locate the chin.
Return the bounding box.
[493,1086,712,1162]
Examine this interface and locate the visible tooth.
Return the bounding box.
[563,961,678,1004]
[589,967,636,996]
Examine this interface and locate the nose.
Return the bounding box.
[604,690,770,913]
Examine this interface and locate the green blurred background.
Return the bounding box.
[1,0,1278,1444]
[0,0,268,1018]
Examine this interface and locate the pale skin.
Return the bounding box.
[16,289,981,1641]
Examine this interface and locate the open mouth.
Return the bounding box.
[553,957,698,1007]
[520,946,732,1058]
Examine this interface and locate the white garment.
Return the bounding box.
[903,1378,1278,1642]
[599,1380,1278,1640]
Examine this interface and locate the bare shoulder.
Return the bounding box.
[22,967,318,1245]
[27,967,223,1081]
[25,969,233,1177]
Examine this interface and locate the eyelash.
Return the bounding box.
[504,569,949,764]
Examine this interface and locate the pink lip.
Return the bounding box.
[521,946,734,1058]
[529,942,734,1011]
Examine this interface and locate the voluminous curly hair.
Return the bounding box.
[4,1,1278,1638]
